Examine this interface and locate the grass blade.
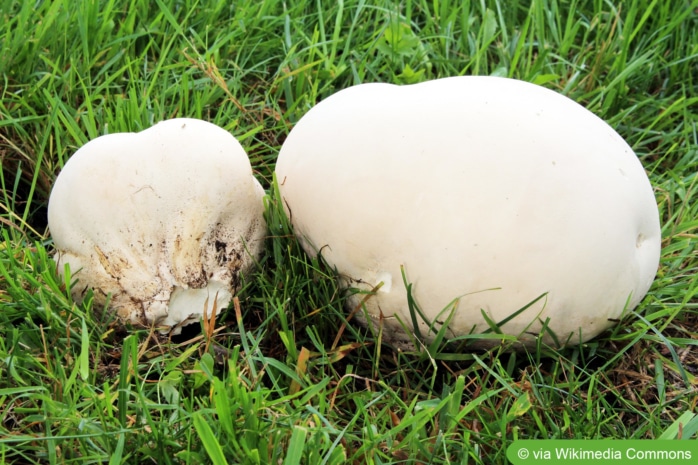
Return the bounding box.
[193,412,228,465]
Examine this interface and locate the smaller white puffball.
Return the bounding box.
[48,118,266,332]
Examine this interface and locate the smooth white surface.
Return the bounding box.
[276,76,661,347]
[48,118,266,332]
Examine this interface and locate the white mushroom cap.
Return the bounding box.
[276,76,661,348]
[48,118,266,332]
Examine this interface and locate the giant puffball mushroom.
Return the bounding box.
[276,76,661,348]
[48,118,266,333]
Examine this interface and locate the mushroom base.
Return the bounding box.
[162,281,232,333]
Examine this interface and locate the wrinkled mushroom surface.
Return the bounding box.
[276,76,661,348]
[48,118,266,332]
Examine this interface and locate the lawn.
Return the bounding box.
[1,0,697,463]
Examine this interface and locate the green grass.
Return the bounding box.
[1,0,697,463]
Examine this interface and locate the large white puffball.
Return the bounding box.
[48,118,266,332]
[275,76,661,348]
